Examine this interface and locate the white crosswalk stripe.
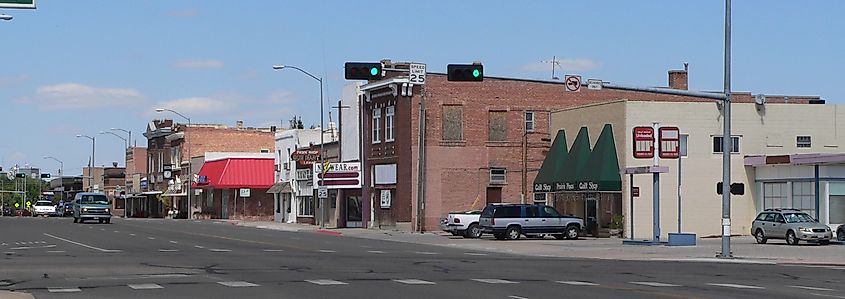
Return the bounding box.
[209,249,231,252]
[393,279,435,285]
[414,251,438,255]
[472,279,518,284]
[630,281,680,287]
[464,253,488,256]
[367,250,386,254]
[128,284,164,290]
[306,279,347,285]
[218,281,259,287]
[707,283,764,289]
[158,249,179,252]
[319,250,336,253]
[48,287,81,293]
[263,249,284,252]
[557,281,598,286]
[790,285,835,291]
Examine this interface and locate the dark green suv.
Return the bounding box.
[72,192,112,224]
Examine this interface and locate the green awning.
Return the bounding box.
[533,130,567,192]
[555,127,591,191]
[581,124,622,192]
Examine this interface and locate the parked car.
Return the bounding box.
[752,209,832,245]
[837,225,845,242]
[32,200,58,217]
[479,204,583,240]
[62,204,74,217]
[441,210,482,238]
[15,209,32,217]
[2,206,12,216]
[72,192,112,224]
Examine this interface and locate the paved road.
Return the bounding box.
[1,216,843,299]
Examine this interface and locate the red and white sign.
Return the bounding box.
[564,75,581,92]
[658,126,680,159]
[313,162,362,189]
[632,126,655,159]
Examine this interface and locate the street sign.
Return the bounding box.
[322,160,331,176]
[379,190,391,208]
[632,187,640,197]
[239,188,251,198]
[587,79,602,90]
[409,63,426,85]
[0,0,35,9]
[658,126,681,159]
[291,150,320,165]
[313,162,362,189]
[632,126,655,159]
[317,186,328,199]
[564,75,581,92]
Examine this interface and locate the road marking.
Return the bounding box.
[209,249,231,252]
[11,244,57,250]
[43,233,121,253]
[47,250,66,253]
[508,296,529,299]
[194,245,206,249]
[557,281,598,286]
[158,249,179,252]
[262,249,284,252]
[129,233,136,236]
[630,281,681,287]
[393,279,435,285]
[2,252,14,255]
[100,228,106,231]
[319,250,336,253]
[414,251,438,255]
[169,241,178,244]
[707,283,764,289]
[113,231,120,233]
[217,281,259,287]
[472,279,518,284]
[306,279,347,286]
[367,250,386,254]
[147,237,156,240]
[464,252,488,256]
[128,283,164,290]
[792,285,835,291]
[48,287,81,293]
[810,293,845,299]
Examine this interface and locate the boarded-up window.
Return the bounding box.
[442,105,463,141]
[488,111,507,141]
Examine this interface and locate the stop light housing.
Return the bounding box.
[447,64,483,81]
[345,62,383,80]
[717,182,745,195]
[15,173,26,178]
[41,173,51,179]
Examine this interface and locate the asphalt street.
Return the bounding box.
[1,216,843,299]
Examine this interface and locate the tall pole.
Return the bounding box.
[187,118,192,219]
[521,130,527,204]
[319,77,325,228]
[416,83,428,232]
[652,122,660,243]
[719,0,733,258]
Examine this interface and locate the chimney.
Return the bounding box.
[236,120,244,129]
[668,63,689,90]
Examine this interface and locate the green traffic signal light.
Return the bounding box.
[472,69,480,78]
[370,67,379,76]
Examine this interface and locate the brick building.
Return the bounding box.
[359,61,818,231]
[123,146,147,217]
[143,120,275,218]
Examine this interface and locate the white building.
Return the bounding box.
[547,98,843,239]
[271,128,323,223]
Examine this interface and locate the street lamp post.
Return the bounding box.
[272,64,326,228]
[111,128,132,148]
[76,134,95,192]
[43,156,63,178]
[110,128,132,218]
[100,131,129,217]
[155,108,192,219]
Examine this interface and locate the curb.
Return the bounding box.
[317,230,343,236]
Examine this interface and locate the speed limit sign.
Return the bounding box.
[409,63,426,85]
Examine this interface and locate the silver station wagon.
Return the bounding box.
[752,209,832,245]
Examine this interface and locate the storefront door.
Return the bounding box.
[346,195,363,228]
[585,196,599,236]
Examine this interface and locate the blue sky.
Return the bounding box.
[1,0,843,175]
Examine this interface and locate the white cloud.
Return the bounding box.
[156,97,233,114]
[521,58,601,72]
[0,74,30,88]
[18,83,145,110]
[174,59,224,69]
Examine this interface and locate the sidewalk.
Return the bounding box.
[225,220,845,266]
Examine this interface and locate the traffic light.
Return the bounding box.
[15,173,26,178]
[41,173,51,179]
[344,62,383,80]
[447,64,483,81]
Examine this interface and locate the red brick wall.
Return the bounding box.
[183,127,275,159]
[226,188,274,221]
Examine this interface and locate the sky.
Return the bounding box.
[1,0,843,176]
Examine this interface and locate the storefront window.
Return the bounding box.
[829,183,845,224]
[792,182,815,215]
[763,182,787,209]
[298,196,314,216]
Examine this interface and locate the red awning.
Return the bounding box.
[194,158,274,189]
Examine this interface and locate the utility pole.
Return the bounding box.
[718,0,733,259]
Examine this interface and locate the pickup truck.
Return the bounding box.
[441,210,482,238]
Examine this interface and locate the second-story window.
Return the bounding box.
[372,108,382,144]
[442,105,463,141]
[525,111,535,132]
[488,111,507,142]
[385,106,395,142]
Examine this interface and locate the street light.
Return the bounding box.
[155,108,192,219]
[0,14,12,21]
[76,134,95,192]
[111,128,132,148]
[100,131,127,148]
[272,64,326,228]
[43,156,63,178]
